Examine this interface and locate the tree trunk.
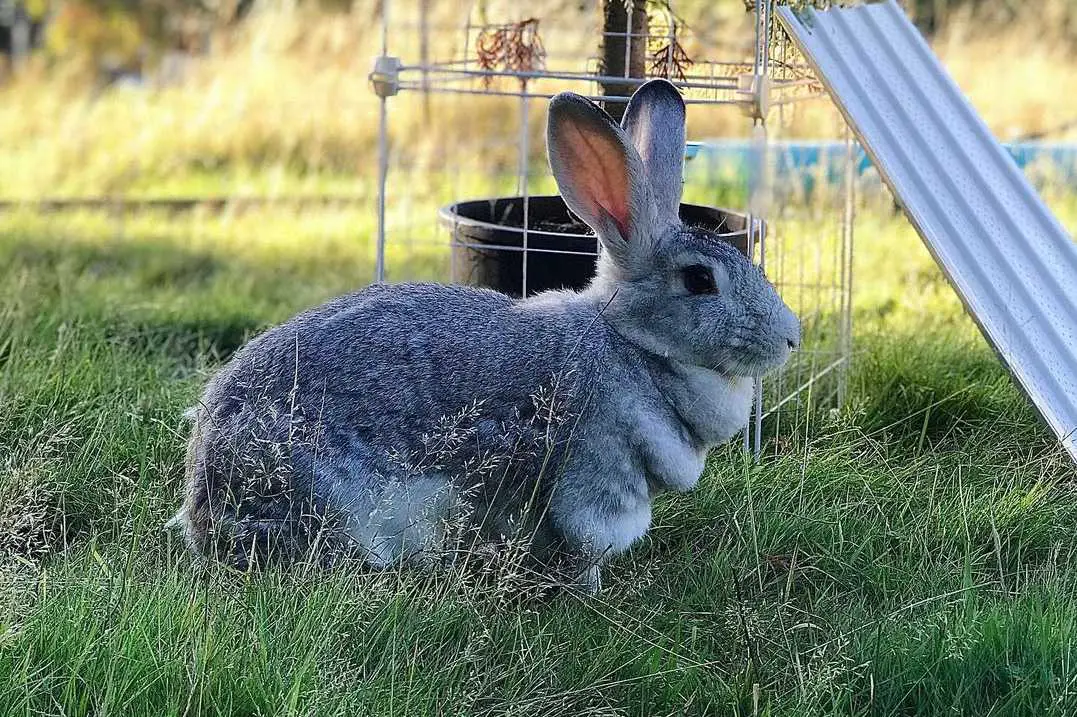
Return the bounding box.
[600,0,648,123]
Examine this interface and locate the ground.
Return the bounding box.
[0,193,1075,716]
[3,2,1077,712]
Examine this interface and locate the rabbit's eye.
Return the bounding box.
[682,264,717,295]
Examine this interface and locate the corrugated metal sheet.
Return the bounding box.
[778,0,1077,464]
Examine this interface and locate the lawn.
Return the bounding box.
[0,188,1075,715]
[3,1,1077,712]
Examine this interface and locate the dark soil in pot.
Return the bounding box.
[439,195,752,298]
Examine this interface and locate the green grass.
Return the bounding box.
[0,192,1075,716]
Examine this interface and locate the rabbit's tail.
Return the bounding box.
[167,406,202,536]
[173,406,218,559]
[163,508,186,531]
[177,409,347,569]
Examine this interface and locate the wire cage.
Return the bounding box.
[370,0,857,459]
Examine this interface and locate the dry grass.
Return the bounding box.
[1,1,1074,200]
[936,5,1077,141]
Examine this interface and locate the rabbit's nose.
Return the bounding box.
[776,304,801,350]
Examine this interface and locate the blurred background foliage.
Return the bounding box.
[11,0,1076,66]
[1,0,1075,199]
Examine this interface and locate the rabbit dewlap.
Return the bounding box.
[176,80,800,593]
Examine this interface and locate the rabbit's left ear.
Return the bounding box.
[621,79,686,224]
[546,92,660,274]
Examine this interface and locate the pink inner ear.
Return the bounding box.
[562,123,632,240]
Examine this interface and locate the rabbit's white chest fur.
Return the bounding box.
[552,365,755,563]
[673,366,756,446]
[638,366,753,492]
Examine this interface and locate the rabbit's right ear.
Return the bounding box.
[546,92,659,275]
[621,79,686,224]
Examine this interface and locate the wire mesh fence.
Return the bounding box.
[373,0,858,459]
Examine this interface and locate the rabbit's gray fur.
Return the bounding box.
[177,80,800,592]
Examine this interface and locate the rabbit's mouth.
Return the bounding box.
[718,341,794,378]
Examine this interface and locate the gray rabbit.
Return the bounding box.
[175,79,800,593]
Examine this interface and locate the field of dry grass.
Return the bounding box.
[1,0,1075,200]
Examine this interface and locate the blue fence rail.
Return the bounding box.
[686,140,1077,193]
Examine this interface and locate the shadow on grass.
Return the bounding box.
[104,313,269,363]
[0,231,403,362]
[7,239,227,290]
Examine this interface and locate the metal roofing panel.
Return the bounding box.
[777,0,1077,463]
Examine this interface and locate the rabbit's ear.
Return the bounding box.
[546,92,659,272]
[621,79,686,223]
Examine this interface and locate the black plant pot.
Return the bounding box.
[439,195,754,298]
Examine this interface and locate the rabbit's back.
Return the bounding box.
[183,283,599,566]
[205,283,589,444]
